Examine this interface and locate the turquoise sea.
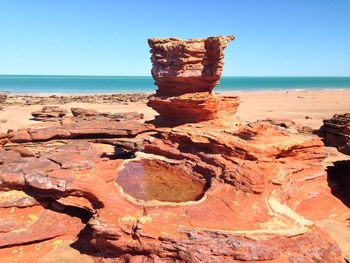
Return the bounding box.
[0,75,350,94]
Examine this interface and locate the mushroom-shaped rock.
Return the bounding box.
[147,36,238,126]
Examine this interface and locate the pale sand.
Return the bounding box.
[229,90,350,129]
[0,90,349,133]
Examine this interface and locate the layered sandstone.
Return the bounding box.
[0,119,346,262]
[0,37,349,262]
[149,92,239,124]
[31,106,68,122]
[319,113,350,155]
[7,119,150,143]
[147,36,238,125]
[148,36,234,96]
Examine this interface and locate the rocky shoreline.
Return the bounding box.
[0,93,149,106]
[0,36,349,262]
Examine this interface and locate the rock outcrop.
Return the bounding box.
[71,107,98,117]
[147,36,239,126]
[0,36,348,262]
[31,106,68,122]
[1,117,346,262]
[3,93,148,106]
[148,36,234,96]
[7,119,150,143]
[319,113,350,155]
[71,107,143,121]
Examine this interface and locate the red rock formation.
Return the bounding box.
[31,106,68,122]
[7,119,151,143]
[149,92,239,125]
[147,36,238,125]
[0,121,348,261]
[71,107,98,117]
[319,113,350,155]
[0,134,345,262]
[148,36,234,96]
[0,36,348,262]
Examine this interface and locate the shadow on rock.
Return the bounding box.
[327,160,350,208]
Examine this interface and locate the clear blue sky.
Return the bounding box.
[1,0,349,76]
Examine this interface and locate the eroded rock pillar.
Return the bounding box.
[147,36,239,125]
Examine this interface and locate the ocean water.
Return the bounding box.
[0,75,349,94]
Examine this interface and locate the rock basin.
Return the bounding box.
[115,158,208,203]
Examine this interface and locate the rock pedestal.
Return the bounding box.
[147,36,239,125]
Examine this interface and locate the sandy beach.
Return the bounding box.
[1,90,349,133]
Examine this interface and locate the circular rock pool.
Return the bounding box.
[116,159,207,202]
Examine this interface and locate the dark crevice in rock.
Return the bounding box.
[0,196,94,250]
[46,198,94,224]
[69,224,100,258]
[36,197,101,258]
[100,146,137,160]
[24,188,104,210]
[0,236,62,249]
[327,160,350,208]
[23,133,141,143]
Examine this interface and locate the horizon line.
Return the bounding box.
[1,74,350,78]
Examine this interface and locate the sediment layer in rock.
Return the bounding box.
[31,106,68,122]
[0,115,348,261]
[319,113,350,155]
[2,119,347,262]
[148,36,236,125]
[147,92,239,125]
[149,36,234,96]
[6,119,151,143]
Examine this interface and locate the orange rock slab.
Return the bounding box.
[147,92,239,125]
